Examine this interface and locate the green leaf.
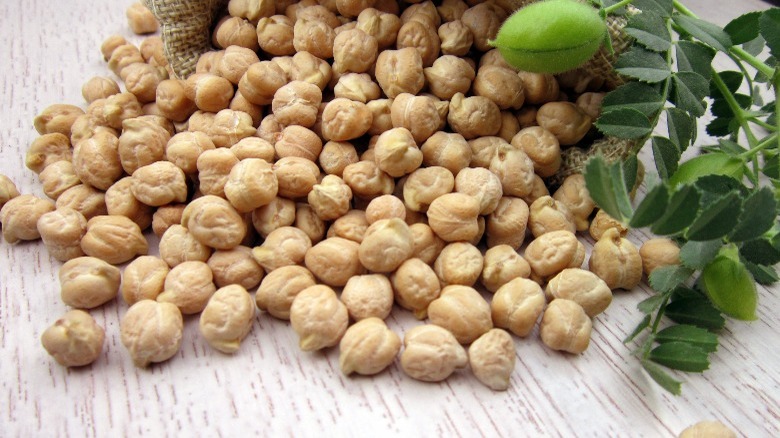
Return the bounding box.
[730,188,777,242]
[665,297,726,330]
[743,35,767,56]
[649,265,693,292]
[655,325,718,353]
[626,11,672,52]
[739,238,780,265]
[624,314,652,343]
[595,108,654,139]
[601,82,665,117]
[713,139,747,156]
[651,185,701,235]
[711,71,744,96]
[744,261,780,285]
[630,183,670,228]
[649,342,710,372]
[669,152,745,187]
[760,8,780,58]
[584,155,634,223]
[651,136,681,180]
[705,116,736,137]
[670,286,703,301]
[724,11,762,45]
[700,246,758,320]
[666,107,696,151]
[670,72,710,117]
[679,240,722,270]
[685,191,742,241]
[623,155,639,193]
[675,41,716,80]
[637,294,667,314]
[673,15,733,53]
[632,0,673,17]
[615,46,672,83]
[764,153,780,179]
[641,359,682,395]
[711,94,752,117]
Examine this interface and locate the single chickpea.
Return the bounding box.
[678,421,737,438]
[335,0,376,17]
[41,310,105,367]
[100,34,128,62]
[305,237,365,286]
[437,21,473,56]
[140,36,166,66]
[473,65,525,110]
[461,2,505,52]
[536,101,592,146]
[126,2,159,34]
[390,258,440,319]
[251,196,296,238]
[540,299,592,354]
[290,284,349,351]
[481,245,531,293]
[400,324,467,382]
[36,208,87,262]
[292,17,336,60]
[468,328,516,391]
[197,148,239,198]
[437,0,468,22]
[182,195,247,250]
[185,73,235,113]
[448,93,501,139]
[1,195,56,243]
[255,265,316,319]
[80,215,148,264]
[122,256,169,305]
[489,144,536,198]
[342,160,395,198]
[339,317,400,376]
[427,192,480,243]
[424,55,474,101]
[396,20,440,67]
[131,161,188,207]
[516,106,538,129]
[216,45,261,85]
[273,156,320,199]
[409,223,444,265]
[156,79,197,122]
[639,238,681,277]
[467,136,503,168]
[151,204,185,237]
[33,104,85,138]
[72,131,123,191]
[307,175,353,221]
[524,230,584,280]
[196,50,225,75]
[224,158,278,213]
[228,91,263,124]
[522,175,551,206]
[454,167,502,216]
[157,261,217,314]
[341,274,394,321]
[209,246,264,289]
[122,63,165,104]
[213,16,260,51]
[56,185,107,220]
[589,228,643,290]
[319,141,359,176]
[159,224,212,267]
[491,277,545,337]
[374,48,425,98]
[356,7,400,48]
[427,285,492,344]
[400,0,440,27]
[69,115,116,147]
[0,174,20,210]
[486,196,529,250]
[528,195,575,238]
[546,268,613,317]
[58,256,120,309]
[333,73,381,103]
[25,133,72,175]
[238,62,285,109]
[165,131,216,175]
[120,300,184,367]
[290,50,332,91]
[359,218,414,273]
[510,126,561,178]
[517,71,560,105]
[589,209,628,241]
[402,166,454,213]
[231,137,274,162]
[256,15,296,56]
[105,177,154,230]
[372,127,423,178]
[434,242,483,287]
[576,92,606,120]
[553,174,596,232]
[90,92,144,130]
[390,94,441,145]
[363,194,404,224]
[272,80,322,127]
[333,28,378,73]
[199,285,256,353]
[321,98,373,141]
[118,115,172,174]
[207,109,256,148]
[82,76,121,103]
[252,226,311,273]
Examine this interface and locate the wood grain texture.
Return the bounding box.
[1,0,778,436]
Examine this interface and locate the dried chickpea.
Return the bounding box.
[1,195,56,243]
[427,192,480,243]
[273,126,321,162]
[524,230,585,281]
[120,300,184,367]
[255,15,295,56]
[223,158,278,213]
[126,2,159,34]
[461,2,505,52]
[213,16,260,51]
[255,265,316,319]
[165,131,216,175]
[540,299,592,354]
[159,224,212,267]
[297,4,340,27]
[359,218,414,273]
[389,94,440,145]
[454,167,502,215]
[26,133,72,174]
[185,73,235,112]
[205,246,263,290]
[290,51,332,90]
[491,277,545,337]
[402,166,454,213]
[251,196,296,238]
[306,175,352,221]
[434,242,483,287]
[56,185,107,220]
[516,106,538,129]
[196,50,225,75]
[489,144,536,198]
[546,268,613,317]
[208,109,256,148]
[553,174,596,232]
[59,256,120,309]
[356,7,400,48]
[400,324,467,381]
[364,99,392,137]
[373,127,423,177]
[536,101,592,146]
[231,137,274,163]
[522,175,551,206]
[390,258,439,318]
[324,210,366,243]
[131,161,188,207]
[290,284,349,351]
[576,91,606,120]
[528,195,575,238]
[118,115,172,174]
[82,76,121,103]
[437,0,468,22]
[318,141,359,177]
[339,317,400,376]
[473,65,525,110]
[36,208,87,262]
[272,80,322,127]
[182,195,247,250]
[517,71,560,105]
[678,421,737,438]
[104,177,154,230]
[100,34,128,62]
[332,28,378,74]
[33,104,84,138]
[375,48,424,98]
[340,274,394,321]
[342,160,395,198]
[305,237,365,286]
[252,226,311,272]
[237,62,284,107]
[156,79,197,123]
[197,148,239,198]
[293,17,336,60]
[69,116,115,152]
[140,35,166,66]
[363,194,404,224]
[448,93,501,139]
[216,45,261,85]
[319,98,372,142]
[589,228,643,290]
[89,92,144,130]
[423,55,474,101]
[157,261,217,314]
[333,73,381,103]
[437,21,472,56]
[122,256,169,305]
[639,238,681,277]
[334,0,375,17]
[0,174,20,209]
[80,215,148,264]
[199,285,256,354]
[485,196,529,249]
[511,126,561,177]
[497,110,522,143]
[152,204,185,237]
[122,63,165,103]
[428,285,492,344]
[396,20,440,67]
[41,309,105,367]
[481,245,531,293]
[468,328,516,391]
[409,223,444,265]
[400,0,440,27]
[273,156,320,199]
[72,131,123,191]
[589,209,628,241]
[467,136,503,168]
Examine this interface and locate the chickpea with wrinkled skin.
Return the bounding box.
[589,228,644,290]
[473,65,525,110]
[199,285,256,354]
[159,224,212,268]
[427,285,492,344]
[486,196,529,250]
[182,195,247,250]
[434,242,483,288]
[454,167,502,216]
[26,133,73,175]
[423,55,474,101]
[290,284,349,351]
[342,160,395,199]
[122,256,170,305]
[448,93,502,140]
[59,256,121,309]
[224,158,278,213]
[319,141,359,176]
[107,44,146,77]
[678,421,737,438]
[468,328,516,391]
[402,166,454,213]
[333,28,378,73]
[275,125,323,161]
[391,257,441,319]
[131,161,188,207]
[122,63,165,104]
[207,245,264,290]
[339,317,400,376]
[165,131,216,175]
[467,136,504,169]
[0,174,20,209]
[536,101,593,146]
[155,79,197,123]
[293,17,336,60]
[89,92,144,130]
[511,126,562,178]
[126,1,159,34]
[375,48,425,98]
[213,16,259,51]
[400,324,468,382]
[491,277,546,337]
[290,50,332,91]
[438,20,473,56]
[366,99,393,136]
[305,237,365,287]
[409,223,445,265]
[56,185,107,220]
[307,175,353,221]
[540,299,592,354]
[184,73,235,113]
[72,131,123,191]
[356,7,400,49]
[82,76,121,103]
[80,215,148,265]
[273,156,321,199]
[396,20,440,67]
[326,209,368,243]
[553,174,596,232]
[272,80,322,128]
[255,265,316,319]
[546,268,613,317]
[524,230,585,281]
[517,71,560,105]
[390,94,443,145]
[481,245,532,293]
[37,208,87,262]
[251,196,296,238]
[100,34,128,62]
[321,98,373,142]
[489,144,537,198]
[118,115,172,175]
[528,195,575,238]
[152,204,186,237]
[639,238,681,277]
[372,127,423,178]
[207,109,256,148]
[256,15,296,56]
[33,104,85,138]
[333,73,382,103]
[197,148,240,198]
[121,299,184,368]
[216,45,261,85]
[231,137,275,163]
[41,310,105,367]
[589,209,628,241]
[340,274,394,321]
[105,177,154,230]
[1,195,56,244]
[238,61,286,106]
[157,261,217,315]
[359,218,414,273]
[427,192,481,243]
[252,226,311,273]
[364,194,405,224]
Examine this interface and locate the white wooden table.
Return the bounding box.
[1,1,778,436]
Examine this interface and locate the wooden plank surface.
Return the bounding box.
[0,0,778,436]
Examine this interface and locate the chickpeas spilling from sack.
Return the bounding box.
[6,0,663,391]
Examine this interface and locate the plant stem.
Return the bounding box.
[603,0,634,15]
[711,67,760,148]
[672,0,696,17]
[730,46,777,79]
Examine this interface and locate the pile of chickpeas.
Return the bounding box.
[0,0,685,391]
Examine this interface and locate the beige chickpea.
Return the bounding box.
[255,265,316,319]
[319,141,359,176]
[252,226,311,272]
[321,98,373,142]
[206,245,264,289]
[182,195,247,250]
[293,17,336,60]
[156,79,197,123]
[272,80,322,128]
[333,29,378,74]
[82,76,121,103]
[511,126,561,177]
[295,203,326,243]
[498,110,522,143]
[290,284,349,351]
[553,174,596,232]
[37,208,87,261]
[340,274,394,321]
[536,102,592,146]
[1,195,56,243]
[359,218,414,273]
[524,230,584,281]
[448,93,501,139]
[390,94,440,145]
[325,210,367,243]
[516,106,538,130]
[197,148,239,198]
[427,192,480,243]
[491,277,545,337]
[157,261,217,314]
[273,156,320,199]
[396,20,440,67]
[409,223,444,265]
[639,238,681,277]
[334,0,375,17]
[454,167,502,216]
[307,175,353,221]
[473,65,525,110]
[140,36,166,66]
[159,224,212,267]
[199,284,256,353]
[391,258,441,319]
[589,228,643,290]
[118,115,172,174]
[589,209,628,241]
[400,1,440,26]
[489,144,536,198]
[122,256,169,305]
[342,160,395,198]
[131,161,188,207]
[26,133,72,174]
[522,175,551,206]
[152,204,185,237]
[224,158,278,213]
[59,256,120,309]
[468,328,516,391]
[122,63,165,104]
[104,177,154,230]
[546,268,613,317]
[41,309,105,367]
[274,126,322,162]
[363,194,404,224]
[339,317,400,376]
[402,166,454,213]
[428,285,492,344]
[184,73,235,113]
[0,174,20,209]
[107,44,146,78]
[481,245,531,293]
[72,131,123,191]
[400,324,467,381]
[424,55,474,101]
[437,0,468,21]
[165,131,216,175]
[100,34,128,62]
[461,2,505,52]
[251,196,296,238]
[231,136,274,163]
[126,1,158,34]
[207,109,256,148]
[56,184,107,220]
[333,73,381,103]
[120,299,184,367]
[290,51,332,91]
[576,92,606,120]
[372,127,423,177]
[236,62,284,107]
[33,104,84,138]
[356,7,400,48]
[486,196,529,249]
[89,92,144,130]
[366,99,393,137]
[540,299,592,354]
[678,421,736,438]
[230,91,264,125]
[438,21,472,56]
[80,215,148,264]
[216,45,261,85]
[468,136,504,169]
[305,237,365,286]
[517,72,560,105]
[528,196,575,238]
[375,48,425,98]
[434,242,483,287]
[256,15,296,56]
